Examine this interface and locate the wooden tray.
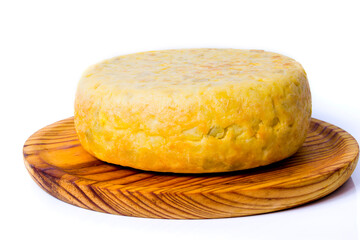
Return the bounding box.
[23,117,359,219]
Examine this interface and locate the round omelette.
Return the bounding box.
[74,49,311,173]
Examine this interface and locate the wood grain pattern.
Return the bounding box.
[23,117,359,219]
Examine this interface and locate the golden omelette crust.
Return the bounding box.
[74,49,311,173]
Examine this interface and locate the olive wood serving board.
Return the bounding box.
[23,117,359,219]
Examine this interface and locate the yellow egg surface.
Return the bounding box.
[74,49,311,173]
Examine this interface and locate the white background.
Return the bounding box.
[1,0,359,239]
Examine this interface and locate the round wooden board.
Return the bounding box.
[23,117,359,219]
